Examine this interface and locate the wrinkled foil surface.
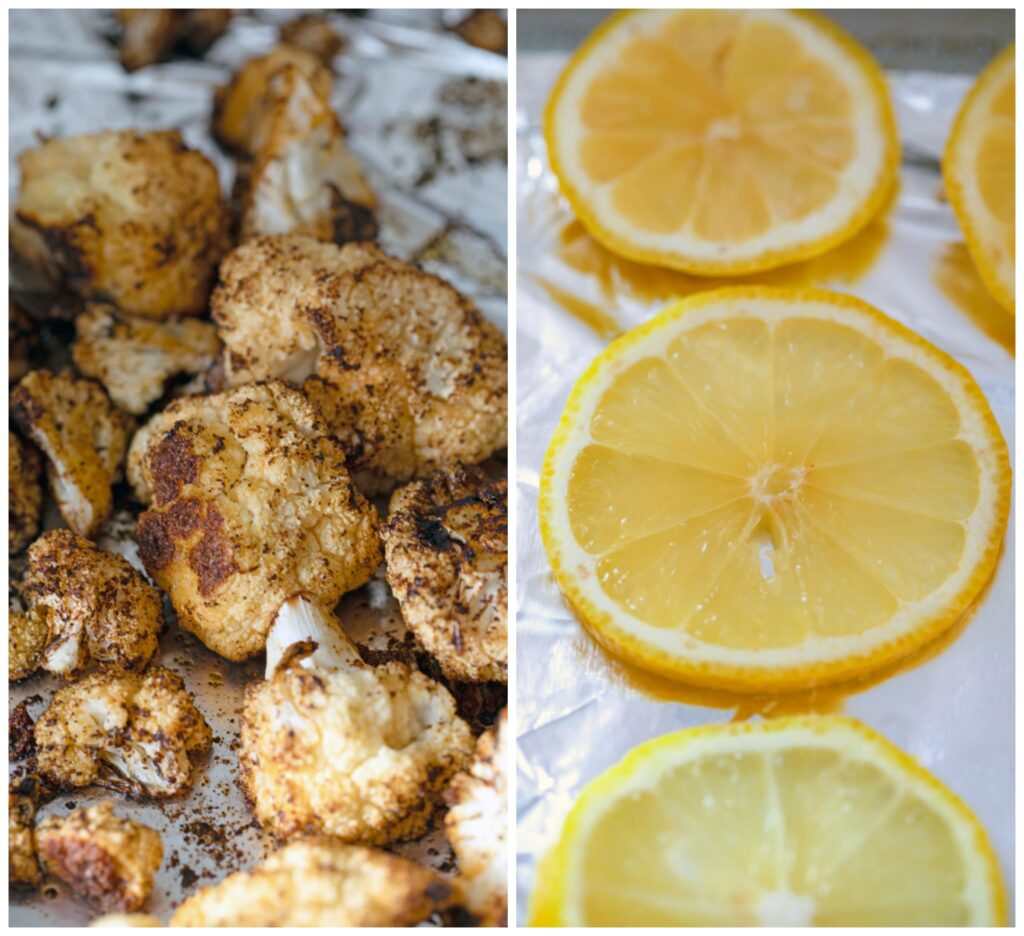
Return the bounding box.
[9,9,506,926]
[516,53,1014,922]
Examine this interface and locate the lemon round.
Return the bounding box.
[539,287,1010,692]
[545,10,898,275]
[530,716,1006,926]
[943,44,1015,315]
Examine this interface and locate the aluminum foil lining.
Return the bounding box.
[9,8,506,927]
[515,53,1015,922]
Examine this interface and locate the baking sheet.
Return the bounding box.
[515,52,1015,923]
[9,9,507,927]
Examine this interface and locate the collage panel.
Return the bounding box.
[9,8,507,928]
[516,8,1014,927]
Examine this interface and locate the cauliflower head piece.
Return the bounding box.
[212,235,508,494]
[445,709,508,925]
[73,304,221,415]
[117,9,232,72]
[9,792,42,887]
[9,604,48,682]
[36,801,163,913]
[212,45,331,157]
[241,596,474,843]
[13,130,230,318]
[10,429,43,554]
[24,529,163,678]
[132,381,381,661]
[279,15,345,68]
[239,65,377,246]
[170,838,456,927]
[384,464,508,684]
[12,370,132,539]
[34,666,211,797]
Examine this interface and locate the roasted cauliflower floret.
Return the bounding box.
[240,596,474,843]
[453,10,508,54]
[9,792,41,887]
[170,838,455,927]
[239,65,377,246]
[12,370,132,539]
[10,298,36,383]
[116,9,232,72]
[36,801,163,912]
[212,46,331,157]
[13,131,230,318]
[73,304,221,415]
[445,710,508,925]
[131,381,381,661]
[9,604,48,682]
[279,15,345,68]
[24,530,163,678]
[10,430,43,554]
[212,235,508,494]
[34,667,211,797]
[384,465,508,684]
[90,913,162,927]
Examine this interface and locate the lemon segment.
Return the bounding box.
[943,44,1015,314]
[539,288,1010,691]
[529,717,1006,926]
[546,10,898,274]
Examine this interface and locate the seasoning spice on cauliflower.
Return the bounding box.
[241,596,474,843]
[10,430,43,554]
[24,530,163,678]
[13,131,230,318]
[9,605,48,682]
[212,46,331,157]
[34,667,211,797]
[116,9,232,72]
[384,464,508,684]
[73,304,221,415]
[12,371,132,539]
[36,801,163,913]
[170,838,456,927]
[239,65,377,246]
[212,235,508,494]
[445,709,508,926]
[131,381,381,661]
[10,298,36,383]
[279,15,345,68]
[9,792,42,887]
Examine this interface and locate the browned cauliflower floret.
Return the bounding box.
[453,9,508,54]
[239,65,377,246]
[445,710,508,925]
[9,792,41,887]
[170,838,455,926]
[73,304,221,415]
[116,9,232,72]
[13,131,230,318]
[24,530,163,678]
[34,667,211,797]
[212,46,331,157]
[10,430,43,554]
[36,801,163,913]
[131,381,381,661]
[10,298,36,383]
[212,235,508,494]
[9,604,48,682]
[90,913,162,927]
[279,15,345,68]
[384,465,508,684]
[241,596,474,843]
[12,371,132,539]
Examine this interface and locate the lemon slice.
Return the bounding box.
[545,10,898,275]
[539,287,1010,692]
[943,45,1015,315]
[529,716,1006,926]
